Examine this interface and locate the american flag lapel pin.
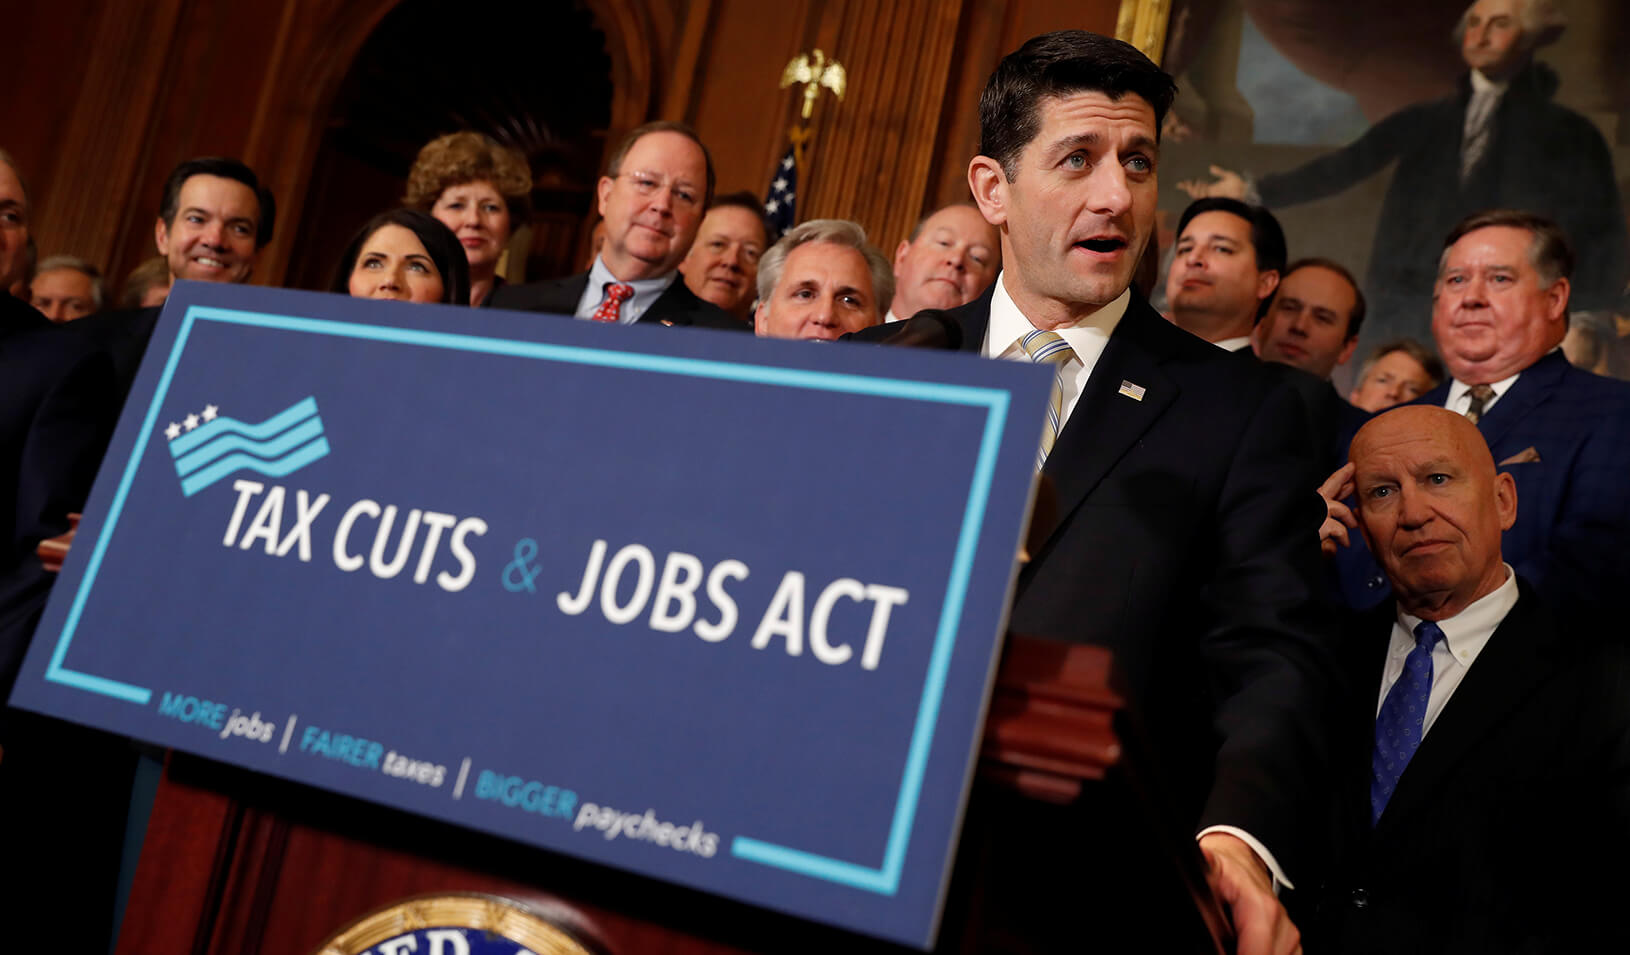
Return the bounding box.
[1118,380,1147,401]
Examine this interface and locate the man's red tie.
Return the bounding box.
[591,283,635,323]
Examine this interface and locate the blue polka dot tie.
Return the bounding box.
[1371,620,1444,826]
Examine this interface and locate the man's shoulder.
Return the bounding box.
[0,295,51,344]
[649,278,749,331]
[487,272,587,314]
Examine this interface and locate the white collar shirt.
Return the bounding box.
[1377,564,1519,736]
[982,271,1128,429]
[574,256,677,324]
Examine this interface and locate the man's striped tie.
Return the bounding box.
[1018,329,1076,469]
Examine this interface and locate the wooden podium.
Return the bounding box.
[35,525,1233,954]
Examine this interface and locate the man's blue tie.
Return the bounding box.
[1371,620,1444,826]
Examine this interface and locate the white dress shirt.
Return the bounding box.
[1212,335,1253,353]
[1377,564,1518,735]
[574,256,678,325]
[982,271,1128,431]
[1445,371,1521,419]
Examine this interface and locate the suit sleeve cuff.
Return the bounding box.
[1197,825,1294,893]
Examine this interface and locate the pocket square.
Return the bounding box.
[1499,446,1541,465]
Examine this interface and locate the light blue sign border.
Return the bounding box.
[43,304,1014,899]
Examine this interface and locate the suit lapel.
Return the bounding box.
[1474,351,1566,450]
[1039,301,1175,546]
[947,287,994,354]
[638,277,696,326]
[1376,586,1561,829]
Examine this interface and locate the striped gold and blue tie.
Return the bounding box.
[1018,329,1076,470]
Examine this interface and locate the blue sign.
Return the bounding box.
[9,281,1050,949]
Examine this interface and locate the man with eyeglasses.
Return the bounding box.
[492,121,744,331]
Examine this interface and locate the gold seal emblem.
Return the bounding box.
[312,892,596,955]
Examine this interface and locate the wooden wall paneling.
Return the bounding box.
[658,0,717,121]
[102,0,299,286]
[923,0,1007,214]
[1000,0,1121,54]
[682,0,814,197]
[28,0,187,282]
[0,0,104,258]
[585,0,659,148]
[231,0,402,288]
[800,0,965,252]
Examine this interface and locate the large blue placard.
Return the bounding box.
[10,281,1050,949]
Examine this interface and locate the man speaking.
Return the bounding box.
[861,31,1331,953]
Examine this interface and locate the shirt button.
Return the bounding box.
[1351,888,1369,909]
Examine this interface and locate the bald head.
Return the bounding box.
[890,204,999,320]
[1350,406,1516,620]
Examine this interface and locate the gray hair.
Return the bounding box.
[1452,0,1565,51]
[36,254,107,309]
[755,218,894,317]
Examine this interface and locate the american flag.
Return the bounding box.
[763,147,797,241]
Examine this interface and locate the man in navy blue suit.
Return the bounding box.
[1327,209,1630,624]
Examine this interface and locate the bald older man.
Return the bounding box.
[1312,405,1630,953]
[883,203,998,323]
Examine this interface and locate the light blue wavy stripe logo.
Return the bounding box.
[167,397,330,497]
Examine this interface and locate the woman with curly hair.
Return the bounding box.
[405,131,530,307]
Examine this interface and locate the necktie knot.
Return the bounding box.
[1413,619,1445,653]
[1465,383,1495,423]
[1019,329,1074,367]
[591,283,635,323]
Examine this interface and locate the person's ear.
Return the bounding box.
[596,176,615,219]
[154,217,171,255]
[968,156,1009,229]
[1256,269,1280,302]
[1336,335,1359,367]
[1494,470,1518,531]
[1543,276,1570,325]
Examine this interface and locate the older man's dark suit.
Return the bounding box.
[489,271,746,331]
[1432,352,1630,623]
[1313,581,1630,953]
[903,288,1334,884]
[1338,351,1630,623]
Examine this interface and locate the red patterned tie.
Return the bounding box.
[591,283,635,323]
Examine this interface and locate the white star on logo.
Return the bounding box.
[765,199,780,214]
[772,177,788,192]
[164,422,181,440]
[183,413,201,431]
[784,191,794,202]
[201,404,219,422]
[781,156,794,170]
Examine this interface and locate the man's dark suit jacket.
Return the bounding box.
[1256,359,1371,477]
[880,288,1335,880]
[1312,580,1630,953]
[489,271,746,332]
[1336,351,1630,624]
